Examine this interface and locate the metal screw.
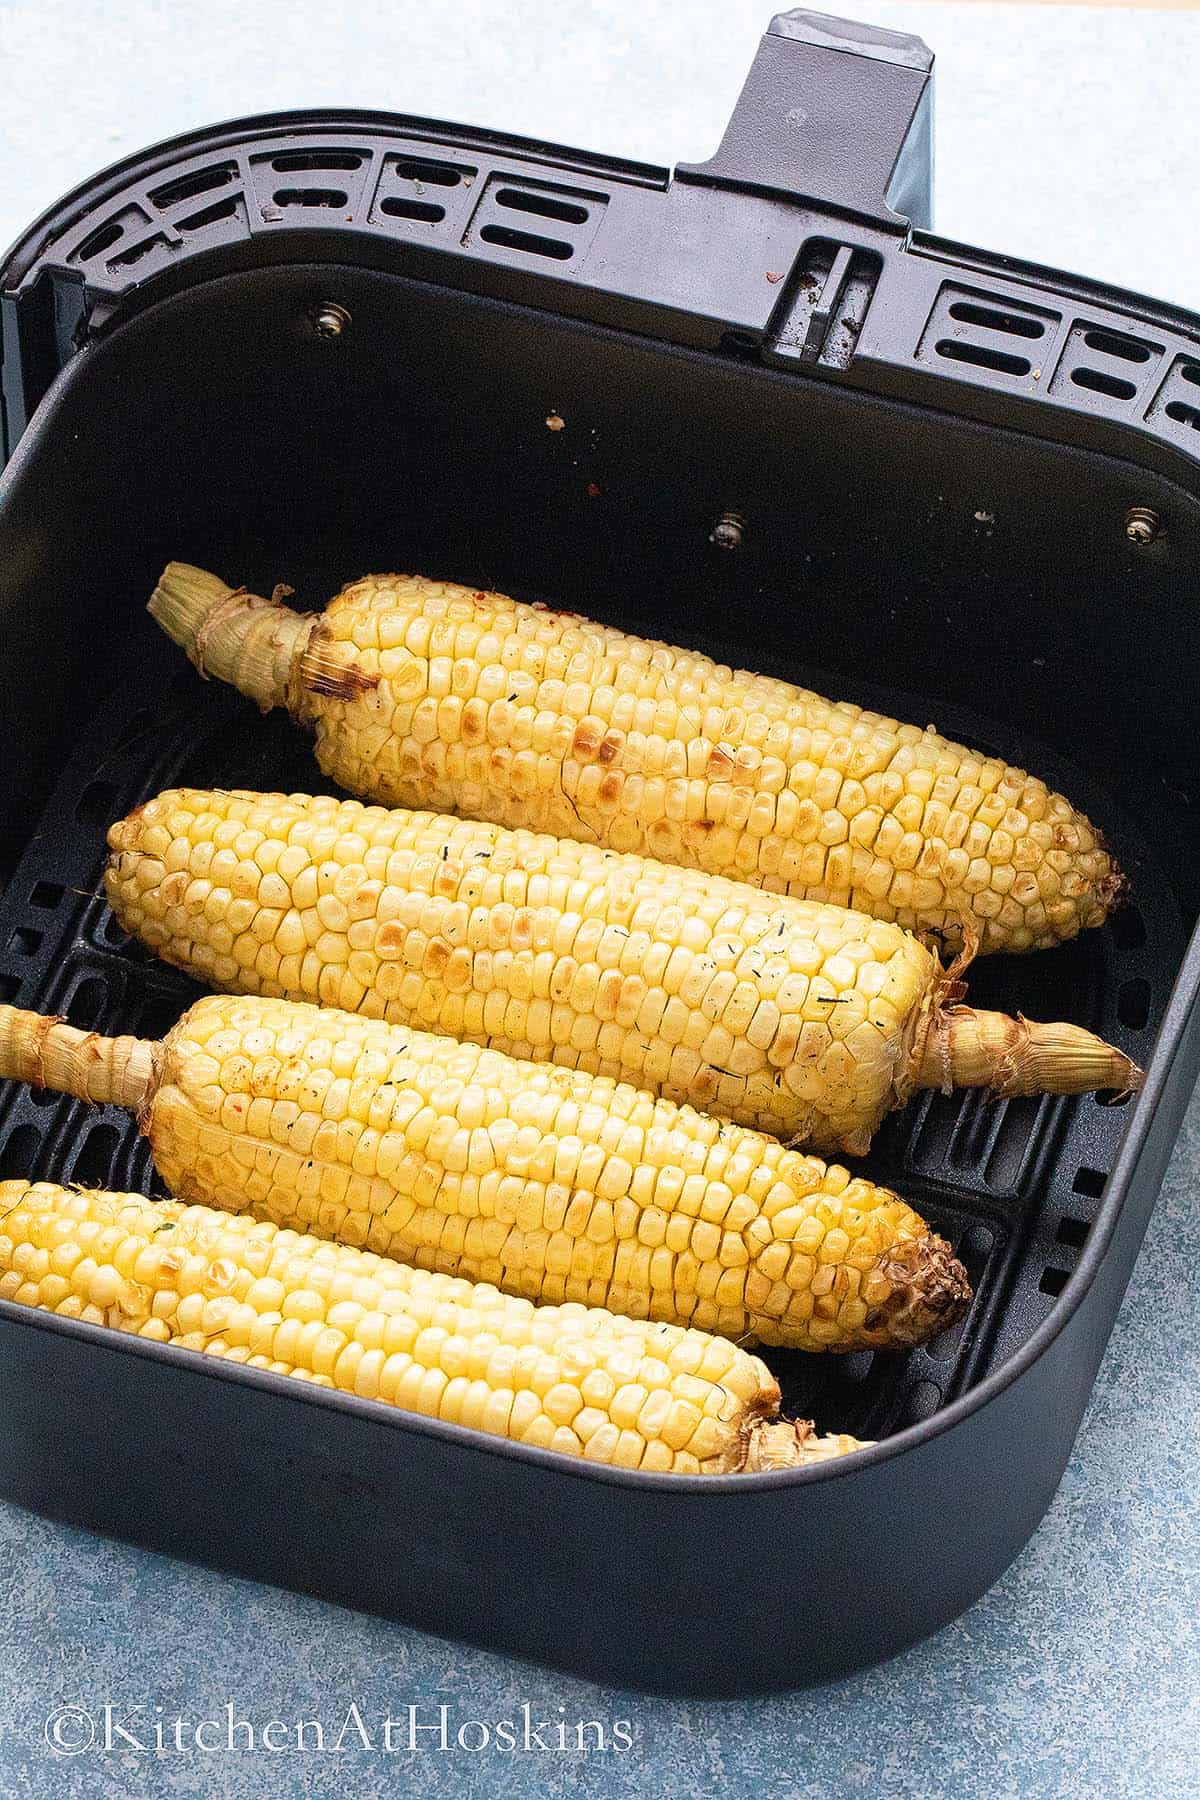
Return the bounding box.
[312,302,351,339]
[710,509,747,552]
[1125,506,1162,546]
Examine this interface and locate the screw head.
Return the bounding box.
[312,302,351,339]
[1125,506,1162,546]
[710,510,747,552]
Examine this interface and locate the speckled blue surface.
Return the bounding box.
[2,3,1199,1794]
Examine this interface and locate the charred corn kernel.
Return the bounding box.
[148,564,1126,955]
[107,789,1141,1153]
[0,1180,868,1474]
[0,999,972,1352]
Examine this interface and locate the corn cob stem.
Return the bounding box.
[0,1009,156,1112]
[913,1006,1139,1099]
[0,1182,867,1472]
[148,562,1124,956]
[0,999,970,1353]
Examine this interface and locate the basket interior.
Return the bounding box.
[0,258,1195,1439]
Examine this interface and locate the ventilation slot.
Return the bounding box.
[1165,401,1200,432]
[478,224,573,261]
[67,976,111,1030]
[71,1123,121,1187]
[1118,977,1150,1031]
[136,990,187,1039]
[4,1122,44,1177]
[1082,329,1152,364]
[1056,1216,1090,1250]
[179,196,239,232]
[7,928,41,957]
[1181,364,1200,389]
[1073,1166,1107,1198]
[108,236,166,271]
[273,188,347,209]
[77,781,118,825]
[380,197,445,223]
[392,159,465,187]
[29,881,62,910]
[77,220,124,261]
[936,340,1031,377]
[1072,367,1137,401]
[271,150,364,171]
[495,187,589,226]
[0,975,19,1004]
[1110,905,1146,951]
[1039,1268,1069,1298]
[151,164,236,209]
[947,301,1045,340]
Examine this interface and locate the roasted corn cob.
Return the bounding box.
[0,1182,865,1472]
[107,788,1140,1153]
[0,999,970,1351]
[149,563,1124,955]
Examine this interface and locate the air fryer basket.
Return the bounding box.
[1,12,1199,1692]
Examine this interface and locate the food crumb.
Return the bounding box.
[546,413,565,432]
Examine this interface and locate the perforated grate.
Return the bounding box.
[0,616,1178,1443]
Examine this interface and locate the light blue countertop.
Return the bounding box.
[1,4,1198,1796]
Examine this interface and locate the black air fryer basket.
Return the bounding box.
[1,12,1197,1693]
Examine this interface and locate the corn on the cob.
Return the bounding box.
[149,563,1125,955]
[0,1181,865,1472]
[0,999,970,1351]
[107,788,1140,1153]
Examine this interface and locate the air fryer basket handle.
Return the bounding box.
[679,8,933,229]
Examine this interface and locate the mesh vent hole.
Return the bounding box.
[392,159,465,187]
[7,927,41,956]
[3,1122,44,1177]
[137,992,187,1039]
[479,224,573,261]
[0,974,20,1004]
[1118,977,1151,1031]
[1056,1216,1090,1249]
[29,882,63,909]
[151,165,236,208]
[271,150,364,172]
[1039,1268,1069,1297]
[1110,905,1146,951]
[71,1123,121,1188]
[78,220,124,260]
[1165,401,1200,432]
[380,197,445,223]
[179,197,240,232]
[1071,367,1137,401]
[495,187,589,226]
[1072,1166,1107,1198]
[936,340,1031,377]
[946,301,1045,339]
[273,188,348,209]
[1081,329,1153,364]
[66,977,111,1029]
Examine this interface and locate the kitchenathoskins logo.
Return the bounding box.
[44,1701,636,1756]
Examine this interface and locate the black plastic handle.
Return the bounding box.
[678,8,933,230]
